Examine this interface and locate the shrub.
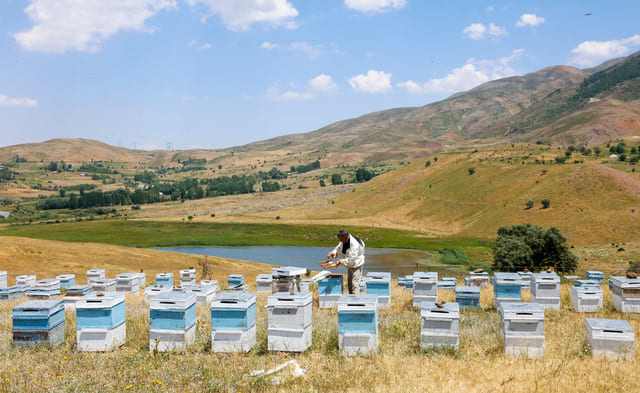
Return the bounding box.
[468,167,475,175]
[541,199,551,208]
[525,200,534,209]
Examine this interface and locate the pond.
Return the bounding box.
[154,246,466,278]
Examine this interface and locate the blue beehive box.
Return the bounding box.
[438,277,457,290]
[228,274,244,286]
[56,274,76,288]
[211,293,256,330]
[586,271,605,282]
[150,291,197,331]
[575,279,601,288]
[455,286,481,309]
[66,285,90,296]
[1,285,26,301]
[318,275,343,295]
[338,294,378,356]
[398,277,407,288]
[366,272,391,308]
[405,275,414,290]
[493,273,522,304]
[76,292,126,330]
[12,299,65,347]
[156,273,173,287]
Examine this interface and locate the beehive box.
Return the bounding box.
[318,275,343,309]
[571,286,603,312]
[267,292,313,352]
[398,277,407,288]
[200,279,218,286]
[183,284,219,305]
[574,280,602,288]
[586,318,635,359]
[1,285,26,301]
[256,274,273,293]
[211,293,256,352]
[437,277,457,290]
[366,272,391,308]
[466,272,489,287]
[16,275,36,288]
[413,272,437,308]
[115,273,140,294]
[228,274,246,286]
[610,276,640,313]
[149,290,196,351]
[76,292,126,351]
[86,269,105,282]
[271,267,305,293]
[180,269,197,286]
[586,271,605,282]
[493,273,522,306]
[12,299,65,348]
[156,273,174,288]
[338,294,378,356]
[136,272,146,288]
[226,284,248,293]
[144,285,173,300]
[420,302,460,349]
[56,274,76,288]
[90,279,117,293]
[404,275,414,290]
[455,286,480,309]
[530,273,560,311]
[499,302,545,358]
[1,271,7,288]
[27,279,62,299]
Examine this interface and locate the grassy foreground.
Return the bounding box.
[1,284,639,393]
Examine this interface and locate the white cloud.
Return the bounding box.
[14,0,177,53]
[570,35,640,67]
[463,22,506,40]
[0,94,38,107]
[349,70,392,93]
[261,41,279,50]
[267,74,337,101]
[309,75,337,93]
[199,43,212,50]
[186,0,298,31]
[288,41,326,59]
[345,0,406,13]
[515,13,545,28]
[397,50,523,94]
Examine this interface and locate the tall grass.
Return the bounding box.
[2,282,640,392]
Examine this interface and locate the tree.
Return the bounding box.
[355,167,374,182]
[493,223,578,273]
[331,174,343,185]
[468,167,475,175]
[425,160,431,167]
[319,179,326,187]
[593,147,601,156]
[619,153,627,162]
[541,198,551,209]
[525,200,534,209]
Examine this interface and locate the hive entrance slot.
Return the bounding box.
[603,329,624,334]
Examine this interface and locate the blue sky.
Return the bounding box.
[1,0,639,150]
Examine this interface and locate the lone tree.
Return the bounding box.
[493,223,578,273]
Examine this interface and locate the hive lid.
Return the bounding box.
[337,294,378,306]
[212,292,256,304]
[268,291,313,305]
[13,299,64,311]
[571,286,603,294]
[56,274,75,280]
[77,292,125,307]
[499,302,544,314]
[366,272,391,280]
[272,266,306,277]
[455,286,480,294]
[586,318,634,332]
[150,291,196,308]
[421,301,459,314]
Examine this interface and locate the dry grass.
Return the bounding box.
[1,278,640,392]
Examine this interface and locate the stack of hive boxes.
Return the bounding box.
[530,272,560,310]
[492,273,522,307]
[337,294,378,356]
[180,269,197,287]
[271,267,304,293]
[437,277,457,291]
[56,274,75,288]
[455,286,480,309]
[156,273,173,287]
[499,302,545,358]
[571,286,603,312]
[16,275,36,288]
[318,274,343,309]
[256,274,273,293]
[90,278,117,293]
[465,271,489,287]
[610,276,640,313]
[183,284,219,305]
[413,272,438,308]
[210,292,256,352]
[86,269,105,283]
[63,285,90,310]
[585,318,635,359]
[76,292,126,351]
[420,302,460,349]
[12,299,65,348]
[149,290,197,351]
[116,273,140,294]
[267,291,313,352]
[27,279,61,299]
[366,272,391,309]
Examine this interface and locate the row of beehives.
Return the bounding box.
[6,288,636,359]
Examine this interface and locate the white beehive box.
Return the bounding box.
[183,284,219,305]
[466,272,489,287]
[16,275,36,288]
[56,274,76,288]
[0,271,6,288]
[156,273,174,287]
[586,318,635,360]
[610,276,640,313]
[256,274,273,293]
[90,279,117,293]
[149,290,197,351]
[210,293,256,353]
[337,294,378,356]
[570,286,603,312]
[530,273,560,310]
[76,292,126,351]
[267,291,313,352]
[180,269,197,286]
[135,272,146,288]
[420,302,459,349]
[499,302,545,358]
[27,279,62,299]
[272,267,305,293]
[86,269,105,283]
[116,273,140,294]
[413,272,438,308]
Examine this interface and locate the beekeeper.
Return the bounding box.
[327,229,365,294]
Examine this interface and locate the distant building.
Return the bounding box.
[0,211,10,218]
